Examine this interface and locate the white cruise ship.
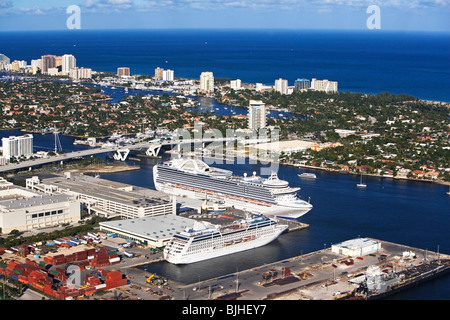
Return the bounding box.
[164,214,288,264]
[153,158,313,219]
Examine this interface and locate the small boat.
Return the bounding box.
[357,173,367,188]
[447,186,450,195]
[298,173,317,179]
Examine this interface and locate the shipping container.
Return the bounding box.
[123,251,134,258]
[95,283,106,290]
[109,257,120,263]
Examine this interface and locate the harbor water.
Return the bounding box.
[113,156,450,300]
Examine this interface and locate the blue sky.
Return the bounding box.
[0,0,449,32]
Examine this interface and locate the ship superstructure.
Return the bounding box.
[163,214,288,264]
[153,158,312,219]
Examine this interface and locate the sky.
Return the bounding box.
[0,0,449,32]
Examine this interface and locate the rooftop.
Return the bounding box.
[99,215,196,241]
[333,238,380,249]
[40,174,171,207]
[0,187,73,211]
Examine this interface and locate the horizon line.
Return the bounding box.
[1,27,449,34]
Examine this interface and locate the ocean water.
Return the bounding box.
[1,29,449,101]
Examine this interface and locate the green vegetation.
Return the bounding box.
[216,87,449,182]
[1,75,448,182]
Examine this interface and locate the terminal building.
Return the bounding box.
[26,173,176,219]
[0,178,80,234]
[99,215,196,248]
[331,238,381,257]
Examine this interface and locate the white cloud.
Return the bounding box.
[0,0,12,9]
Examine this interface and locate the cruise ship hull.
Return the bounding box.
[164,224,288,265]
[153,164,312,219]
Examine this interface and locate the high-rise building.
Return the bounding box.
[154,67,164,80]
[200,72,214,93]
[230,79,242,90]
[31,59,42,69]
[311,78,338,93]
[275,78,288,95]
[294,78,311,91]
[69,67,92,80]
[55,56,62,68]
[41,55,56,74]
[1,134,33,160]
[62,54,76,74]
[10,60,20,72]
[117,67,130,77]
[248,100,266,130]
[47,68,59,76]
[0,53,10,64]
[0,54,9,71]
[163,69,174,81]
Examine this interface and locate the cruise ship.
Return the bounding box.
[153,158,313,219]
[164,214,288,264]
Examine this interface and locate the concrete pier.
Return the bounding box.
[113,238,450,301]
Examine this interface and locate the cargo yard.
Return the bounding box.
[2,224,449,301]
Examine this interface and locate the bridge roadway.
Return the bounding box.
[0,137,240,173]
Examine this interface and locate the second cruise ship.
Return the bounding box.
[153,158,313,219]
[164,214,288,264]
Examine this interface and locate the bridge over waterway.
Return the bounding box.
[0,137,258,173]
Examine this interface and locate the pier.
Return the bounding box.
[106,238,450,301]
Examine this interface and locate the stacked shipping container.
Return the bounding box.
[0,246,126,300]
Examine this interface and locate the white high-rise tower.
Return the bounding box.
[200,72,214,93]
[248,100,266,130]
[62,54,76,74]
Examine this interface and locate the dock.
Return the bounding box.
[115,237,450,301]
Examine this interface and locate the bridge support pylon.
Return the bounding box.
[113,148,130,161]
[145,144,162,157]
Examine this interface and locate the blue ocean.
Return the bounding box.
[1,29,449,101]
[0,29,449,299]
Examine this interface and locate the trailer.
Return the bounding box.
[123,251,135,258]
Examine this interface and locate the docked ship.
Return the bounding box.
[153,158,313,219]
[164,214,288,264]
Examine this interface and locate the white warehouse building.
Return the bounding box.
[26,173,176,219]
[99,215,196,248]
[331,238,381,257]
[0,184,80,234]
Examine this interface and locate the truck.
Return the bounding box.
[123,251,135,258]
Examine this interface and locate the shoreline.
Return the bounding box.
[288,162,450,186]
[168,150,450,187]
[63,164,140,174]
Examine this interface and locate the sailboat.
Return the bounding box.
[447,186,450,195]
[357,173,367,188]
